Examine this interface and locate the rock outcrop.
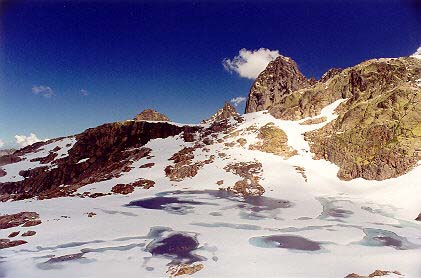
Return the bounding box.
[249,123,297,158]
[111,178,155,195]
[133,109,170,121]
[223,161,264,196]
[345,269,403,278]
[245,55,309,113]
[0,212,40,230]
[0,239,27,249]
[305,58,421,180]
[167,263,204,277]
[165,146,215,182]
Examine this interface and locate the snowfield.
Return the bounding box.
[0,100,420,278]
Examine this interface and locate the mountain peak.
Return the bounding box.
[133,109,170,122]
[202,102,240,124]
[245,55,309,113]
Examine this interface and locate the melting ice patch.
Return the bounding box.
[126,190,293,219]
[356,228,419,250]
[36,253,94,270]
[318,198,354,220]
[249,234,322,252]
[146,233,204,265]
[126,196,214,215]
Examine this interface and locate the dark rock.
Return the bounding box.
[22,230,36,237]
[0,154,22,167]
[0,239,27,249]
[30,151,58,164]
[8,231,19,238]
[22,219,42,227]
[0,212,40,230]
[111,178,155,195]
[112,184,135,195]
[88,192,110,198]
[139,163,155,169]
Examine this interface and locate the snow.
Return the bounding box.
[76,158,89,164]
[0,102,420,278]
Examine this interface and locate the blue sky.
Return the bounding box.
[0,1,420,148]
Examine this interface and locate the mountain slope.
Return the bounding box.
[0,56,420,278]
[0,120,199,201]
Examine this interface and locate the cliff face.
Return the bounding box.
[245,55,310,113]
[0,120,199,200]
[245,56,421,180]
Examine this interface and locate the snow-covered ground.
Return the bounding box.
[0,101,420,278]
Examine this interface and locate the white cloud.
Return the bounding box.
[15,133,41,148]
[411,46,421,58]
[0,139,4,148]
[230,96,247,107]
[32,85,55,98]
[223,48,280,79]
[80,89,89,96]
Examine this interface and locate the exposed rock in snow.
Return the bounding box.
[167,263,204,277]
[249,123,297,158]
[345,269,403,278]
[0,212,40,230]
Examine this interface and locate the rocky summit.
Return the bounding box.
[133,109,170,122]
[201,102,241,124]
[0,54,420,278]
[245,55,310,113]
